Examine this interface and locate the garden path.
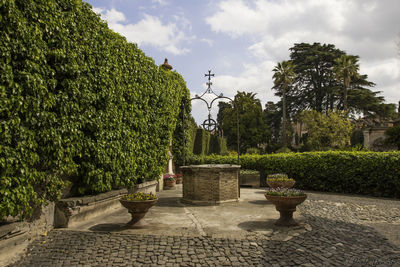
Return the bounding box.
[8,186,400,266]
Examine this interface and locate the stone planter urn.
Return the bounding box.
[164,178,176,188]
[265,194,307,226]
[175,174,183,184]
[119,198,157,227]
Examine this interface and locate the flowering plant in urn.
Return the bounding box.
[163,174,176,188]
[267,173,295,188]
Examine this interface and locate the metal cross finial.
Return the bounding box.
[205,70,214,81]
[205,70,214,90]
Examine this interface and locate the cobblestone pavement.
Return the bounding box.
[8,191,400,267]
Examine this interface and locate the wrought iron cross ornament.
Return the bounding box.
[185,68,240,166]
[191,70,233,133]
[205,70,214,92]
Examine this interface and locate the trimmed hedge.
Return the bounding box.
[187,152,400,198]
[209,134,228,155]
[192,128,227,156]
[193,128,210,156]
[0,0,189,218]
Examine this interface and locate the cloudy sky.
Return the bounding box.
[86,0,400,125]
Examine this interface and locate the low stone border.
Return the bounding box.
[55,180,158,228]
[239,173,260,188]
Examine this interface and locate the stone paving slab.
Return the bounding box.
[71,186,306,240]
[8,186,400,266]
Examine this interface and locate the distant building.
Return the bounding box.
[362,101,400,151]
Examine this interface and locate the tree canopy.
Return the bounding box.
[274,42,395,120]
[218,92,269,153]
[300,110,353,150]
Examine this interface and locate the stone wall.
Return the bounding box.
[0,204,54,266]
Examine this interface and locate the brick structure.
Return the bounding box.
[180,164,240,204]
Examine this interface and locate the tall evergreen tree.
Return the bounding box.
[272,61,296,147]
[333,55,360,112]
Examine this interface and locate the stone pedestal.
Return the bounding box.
[180,164,240,205]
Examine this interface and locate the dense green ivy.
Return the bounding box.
[188,152,400,198]
[0,0,189,218]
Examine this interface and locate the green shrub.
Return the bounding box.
[209,134,228,155]
[385,126,400,150]
[246,147,260,155]
[187,151,400,198]
[0,0,189,218]
[240,169,259,175]
[351,129,364,146]
[193,128,210,155]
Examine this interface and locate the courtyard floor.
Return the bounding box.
[8,185,400,267]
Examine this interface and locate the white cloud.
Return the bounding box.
[93,8,192,55]
[151,0,168,6]
[205,0,400,106]
[200,38,214,47]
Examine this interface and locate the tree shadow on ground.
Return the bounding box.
[155,197,184,207]
[88,223,128,232]
[88,222,161,232]
[257,215,400,266]
[248,200,272,205]
[237,219,277,231]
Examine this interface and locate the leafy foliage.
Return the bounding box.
[299,110,353,150]
[385,126,400,150]
[218,92,269,153]
[121,192,157,201]
[277,43,392,118]
[0,0,189,218]
[350,129,364,146]
[188,151,400,198]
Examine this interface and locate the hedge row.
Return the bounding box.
[0,0,190,218]
[187,152,400,198]
[192,128,227,156]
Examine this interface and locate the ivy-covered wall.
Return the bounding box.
[0,0,190,218]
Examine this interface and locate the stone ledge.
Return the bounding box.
[55,180,158,228]
[181,164,241,171]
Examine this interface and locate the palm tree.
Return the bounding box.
[272,61,296,148]
[333,55,360,112]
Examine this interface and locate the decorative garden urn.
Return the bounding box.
[119,199,158,227]
[264,194,307,226]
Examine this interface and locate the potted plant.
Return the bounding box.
[175,173,183,184]
[267,173,295,188]
[119,192,158,227]
[163,174,176,188]
[264,187,307,226]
